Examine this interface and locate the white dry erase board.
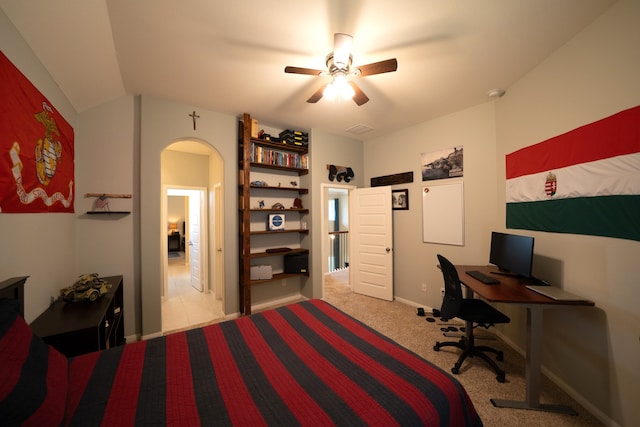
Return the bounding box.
[422,182,464,245]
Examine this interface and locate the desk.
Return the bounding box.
[454,264,594,414]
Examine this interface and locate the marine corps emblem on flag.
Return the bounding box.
[0,51,74,213]
[34,107,63,186]
[545,172,557,197]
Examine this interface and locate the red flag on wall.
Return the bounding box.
[506,105,640,241]
[0,51,74,213]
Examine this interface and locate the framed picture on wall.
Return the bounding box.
[392,189,409,210]
[421,145,464,181]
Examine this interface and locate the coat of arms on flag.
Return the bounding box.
[544,172,557,197]
[506,105,640,242]
[0,51,74,213]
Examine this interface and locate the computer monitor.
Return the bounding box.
[489,231,535,278]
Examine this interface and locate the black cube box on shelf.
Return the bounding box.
[284,252,309,274]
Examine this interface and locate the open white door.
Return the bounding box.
[350,186,393,301]
[213,183,224,300]
[188,191,204,291]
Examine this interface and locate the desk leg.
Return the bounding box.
[490,306,577,415]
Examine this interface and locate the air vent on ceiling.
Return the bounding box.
[345,124,373,135]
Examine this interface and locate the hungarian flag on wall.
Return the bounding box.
[506,105,640,242]
[0,51,74,213]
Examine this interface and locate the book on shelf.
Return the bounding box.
[250,143,308,169]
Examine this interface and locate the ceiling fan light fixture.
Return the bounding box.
[341,81,356,100]
[324,73,354,101]
[333,33,353,68]
[285,33,397,106]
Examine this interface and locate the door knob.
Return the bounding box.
[386,247,391,253]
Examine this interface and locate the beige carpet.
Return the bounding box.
[323,269,604,427]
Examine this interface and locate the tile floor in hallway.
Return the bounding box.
[162,254,225,334]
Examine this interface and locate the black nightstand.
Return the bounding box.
[30,275,125,357]
[0,276,28,316]
[168,233,181,252]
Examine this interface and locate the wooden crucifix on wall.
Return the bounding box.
[189,110,200,130]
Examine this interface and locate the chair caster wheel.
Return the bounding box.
[497,374,505,383]
[497,351,504,361]
[451,367,460,375]
[433,343,440,351]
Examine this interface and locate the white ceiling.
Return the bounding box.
[1,0,616,141]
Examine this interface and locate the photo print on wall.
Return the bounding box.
[421,146,463,181]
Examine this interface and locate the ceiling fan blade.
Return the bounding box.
[307,84,327,103]
[333,33,353,68]
[285,66,324,76]
[349,82,369,106]
[356,58,398,77]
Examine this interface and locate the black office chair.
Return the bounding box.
[433,254,511,382]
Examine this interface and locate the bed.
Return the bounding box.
[1,292,482,426]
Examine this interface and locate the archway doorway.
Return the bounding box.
[161,140,225,333]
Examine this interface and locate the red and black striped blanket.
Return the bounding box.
[65,300,482,426]
[0,298,482,426]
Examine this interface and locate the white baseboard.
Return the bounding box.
[495,330,618,427]
[251,293,308,313]
[125,334,139,343]
[393,296,616,426]
[224,311,240,320]
[394,295,435,312]
[140,331,163,341]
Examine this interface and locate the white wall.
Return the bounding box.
[76,96,136,335]
[364,1,639,425]
[166,196,185,231]
[364,102,498,306]
[162,150,210,187]
[495,1,639,425]
[1,9,78,322]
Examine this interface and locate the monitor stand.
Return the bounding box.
[490,270,518,277]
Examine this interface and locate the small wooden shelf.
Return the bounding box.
[86,211,131,215]
[249,272,309,286]
[249,162,309,175]
[245,248,309,260]
[245,137,308,154]
[249,229,309,236]
[85,193,132,198]
[245,208,309,214]
[85,193,132,215]
[241,184,309,194]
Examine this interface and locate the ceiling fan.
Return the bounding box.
[284,33,398,106]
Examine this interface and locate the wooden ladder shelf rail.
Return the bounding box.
[85,193,132,199]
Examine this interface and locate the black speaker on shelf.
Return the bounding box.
[284,253,308,274]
